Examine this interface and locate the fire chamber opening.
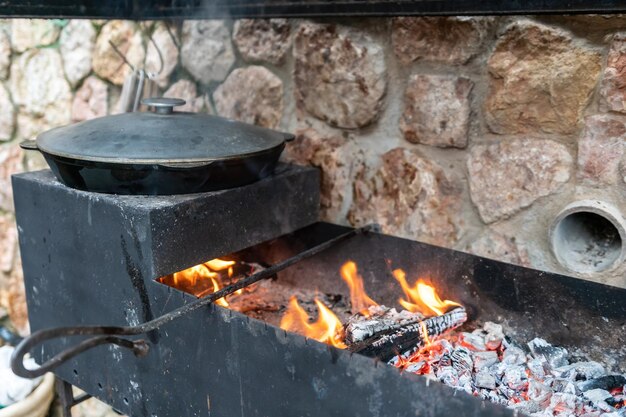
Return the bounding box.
[551,201,626,273]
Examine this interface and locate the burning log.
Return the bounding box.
[343,305,425,345]
[345,306,467,361]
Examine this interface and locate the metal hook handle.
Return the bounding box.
[11,328,149,379]
[11,226,376,379]
[19,140,38,151]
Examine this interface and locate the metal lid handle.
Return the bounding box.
[141,97,186,114]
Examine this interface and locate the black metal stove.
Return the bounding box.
[10,164,626,417]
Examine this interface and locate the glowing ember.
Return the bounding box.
[392,269,460,316]
[340,261,378,315]
[280,296,346,349]
[388,323,626,417]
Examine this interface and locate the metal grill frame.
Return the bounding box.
[1,0,626,19]
[12,168,626,417]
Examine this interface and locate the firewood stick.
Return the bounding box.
[347,307,467,361]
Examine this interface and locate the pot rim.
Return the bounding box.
[35,141,287,166]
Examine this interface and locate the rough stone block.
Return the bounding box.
[400,74,473,148]
[485,21,601,135]
[600,33,626,113]
[392,16,490,65]
[467,138,572,223]
[577,114,626,186]
[294,22,386,129]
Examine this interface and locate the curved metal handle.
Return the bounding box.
[11,326,149,379]
[19,140,39,151]
[141,97,186,114]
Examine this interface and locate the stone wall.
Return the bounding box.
[1,16,626,333]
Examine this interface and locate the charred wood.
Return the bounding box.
[343,306,425,345]
[346,307,467,361]
[451,346,473,375]
[579,375,626,392]
[528,337,569,369]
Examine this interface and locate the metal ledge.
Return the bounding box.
[1,0,626,19]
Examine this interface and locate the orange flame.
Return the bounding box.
[209,275,229,307]
[159,258,235,305]
[420,320,431,346]
[340,261,378,315]
[279,263,462,350]
[171,264,218,287]
[280,296,346,349]
[392,269,460,316]
[206,258,235,271]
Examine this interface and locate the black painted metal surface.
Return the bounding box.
[13,164,319,281]
[12,168,626,416]
[10,226,373,379]
[1,0,626,19]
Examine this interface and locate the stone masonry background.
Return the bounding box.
[0,16,625,343]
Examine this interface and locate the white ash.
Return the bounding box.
[436,366,459,386]
[483,322,504,350]
[451,347,473,375]
[548,392,578,413]
[503,365,528,390]
[504,345,527,366]
[556,361,606,380]
[528,379,551,407]
[584,389,612,403]
[388,321,626,417]
[527,358,548,379]
[549,378,578,395]
[405,361,426,374]
[460,332,486,351]
[529,338,570,369]
[483,321,503,334]
[475,369,497,389]
[473,351,499,370]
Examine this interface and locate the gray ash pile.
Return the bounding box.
[388,321,625,417]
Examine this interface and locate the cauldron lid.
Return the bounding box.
[36,97,293,164]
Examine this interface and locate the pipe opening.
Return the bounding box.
[552,210,624,273]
